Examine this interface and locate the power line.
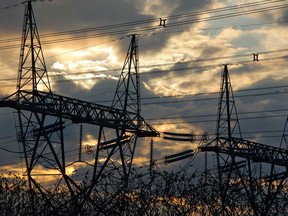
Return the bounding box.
[1,18,286,75]
[167,2,288,28]
[162,0,285,20]
[0,36,127,72]
[142,85,288,101]
[152,19,288,35]
[0,126,285,169]
[0,124,285,167]
[91,86,288,106]
[1,61,288,103]
[150,114,288,126]
[0,0,287,50]
[36,3,288,43]
[147,108,288,122]
[159,111,285,121]
[0,104,286,139]
[0,2,287,73]
[1,48,288,84]
[0,1,23,11]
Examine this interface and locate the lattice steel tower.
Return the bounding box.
[0,1,158,215]
[201,65,288,215]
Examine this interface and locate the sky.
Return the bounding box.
[0,0,288,184]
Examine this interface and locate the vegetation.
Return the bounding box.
[1,168,288,216]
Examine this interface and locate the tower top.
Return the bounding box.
[17,0,51,93]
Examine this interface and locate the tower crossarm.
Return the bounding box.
[200,136,288,167]
[0,90,159,137]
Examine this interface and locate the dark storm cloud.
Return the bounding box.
[279,9,288,25]
[0,0,149,32]
[222,66,288,147]
[52,76,88,98]
[0,1,23,33]
[259,7,288,26]
[198,45,224,59]
[133,0,216,54]
[172,0,215,14]
[34,0,151,32]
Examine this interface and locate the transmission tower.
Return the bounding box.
[200,65,288,215]
[0,1,158,215]
[201,64,246,214]
[14,1,67,213]
[82,34,159,214]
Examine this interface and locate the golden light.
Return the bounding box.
[47,45,121,90]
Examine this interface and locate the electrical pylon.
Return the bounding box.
[201,64,247,215]
[110,34,141,187]
[0,1,158,215]
[15,1,68,214]
[200,65,288,215]
[82,34,158,214]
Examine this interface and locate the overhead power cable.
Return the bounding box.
[1,48,288,85]
[166,2,288,28]
[88,84,288,105]
[141,91,288,106]
[0,126,285,168]
[162,0,285,19]
[146,108,288,122]
[150,114,288,126]
[1,18,286,74]
[0,0,287,50]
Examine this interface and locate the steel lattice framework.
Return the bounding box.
[1,90,155,134]
[0,1,158,215]
[200,65,288,215]
[202,136,288,167]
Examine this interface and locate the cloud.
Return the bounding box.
[1,0,288,182]
[261,25,288,50]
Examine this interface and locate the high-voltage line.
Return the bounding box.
[147,109,288,121]
[1,50,288,87]
[88,88,288,105]
[0,0,284,40]
[0,0,287,50]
